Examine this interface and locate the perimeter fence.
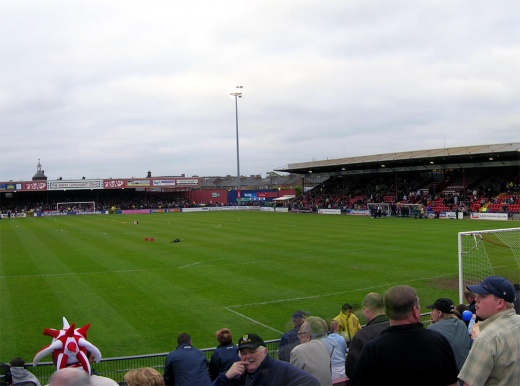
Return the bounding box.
[17,339,281,385]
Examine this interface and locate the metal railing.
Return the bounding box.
[15,314,433,385]
[24,339,282,385]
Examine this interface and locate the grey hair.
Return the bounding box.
[362,292,384,313]
[303,316,328,339]
[49,368,91,386]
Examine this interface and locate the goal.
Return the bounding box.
[397,203,425,218]
[458,227,520,304]
[56,201,96,212]
[367,203,390,217]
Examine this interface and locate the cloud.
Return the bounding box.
[1,1,518,181]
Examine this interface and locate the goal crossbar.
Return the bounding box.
[458,227,520,304]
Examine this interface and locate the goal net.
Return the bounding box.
[458,227,520,304]
[367,203,390,217]
[397,203,425,218]
[57,201,96,212]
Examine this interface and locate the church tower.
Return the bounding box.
[32,159,47,181]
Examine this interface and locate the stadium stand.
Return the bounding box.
[1,143,518,215]
[1,173,518,215]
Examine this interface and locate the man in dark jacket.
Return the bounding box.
[164,333,211,386]
[212,333,319,386]
[345,292,389,379]
[209,328,240,381]
[350,286,458,386]
[277,310,309,362]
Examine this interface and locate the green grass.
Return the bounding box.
[0,212,517,361]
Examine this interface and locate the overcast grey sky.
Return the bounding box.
[1,1,519,182]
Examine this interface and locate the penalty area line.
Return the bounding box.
[226,273,458,308]
[224,307,284,335]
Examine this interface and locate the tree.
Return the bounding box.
[266,171,282,188]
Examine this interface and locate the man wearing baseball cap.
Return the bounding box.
[277,310,310,362]
[458,276,520,386]
[212,333,319,385]
[426,298,470,370]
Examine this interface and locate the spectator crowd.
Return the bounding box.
[3,275,520,386]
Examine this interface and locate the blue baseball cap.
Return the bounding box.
[292,310,310,320]
[467,276,515,303]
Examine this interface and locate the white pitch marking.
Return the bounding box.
[179,261,202,268]
[226,273,457,309]
[0,268,166,279]
[224,307,284,334]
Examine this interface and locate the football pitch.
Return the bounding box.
[0,211,516,361]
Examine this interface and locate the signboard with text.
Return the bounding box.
[47,180,104,190]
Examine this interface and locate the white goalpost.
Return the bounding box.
[367,203,390,217]
[458,227,520,304]
[56,201,96,212]
[397,203,425,218]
